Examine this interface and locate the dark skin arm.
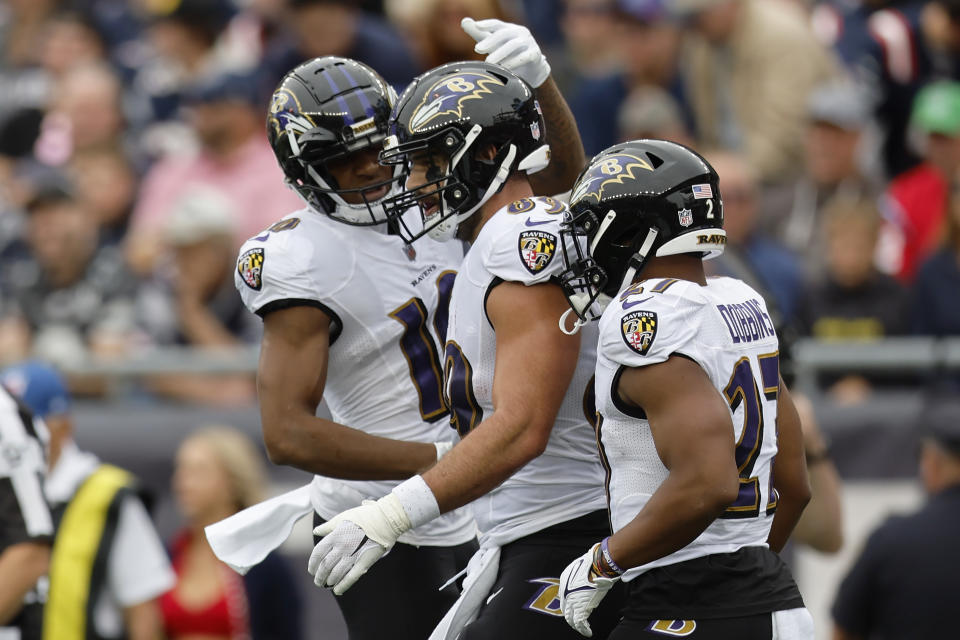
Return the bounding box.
[422,281,580,511]
[258,305,438,479]
[833,627,862,640]
[766,377,812,552]
[605,356,740,569]
[528,76,586,197]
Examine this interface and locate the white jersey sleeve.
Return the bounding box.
[480,196,568,286]
[234,211,354,334]
[599,278,701,369]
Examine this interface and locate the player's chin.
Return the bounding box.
[362,183,390,201]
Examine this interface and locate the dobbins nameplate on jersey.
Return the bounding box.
[518,230,557,275]
[621,310,658,356]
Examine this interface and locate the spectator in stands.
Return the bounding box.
[34,63,128,167]
[125,71,301,275]
[161,427,303,640]
[390,0,511,70]
[38,12,108,79]
[780,79,879,276]
[1,0,60,69]
[0,384,52,640]
[263,0,419,90]
[0,361,175,640]
[832,399,960,640]
[912,187,960,335]
[671,0,837,184]
[559,0,621,81]
[617,85,694,146]
[135,0,245,123]
[0,178,138,368]
[813,0,960,179]
[68,147,138,248]
[138,186,258,406]
[0,0,59,161]
[704,151,804,323]
[570,0,683,154]
[797,196,910,403]
[882,81,960,282]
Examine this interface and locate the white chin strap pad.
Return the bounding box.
[559,307,586,336]
[558,292,613,335]
[518,145,550,174]
[426,214,459,241]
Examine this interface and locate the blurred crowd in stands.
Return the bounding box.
[0,0,958,407]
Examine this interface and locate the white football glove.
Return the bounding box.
[558,543,620,638]
[461,17,551,88]
[308,495,412,595]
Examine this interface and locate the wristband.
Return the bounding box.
[600,537,625,577]
[390,475,441,530]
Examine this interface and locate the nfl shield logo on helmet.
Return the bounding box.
[621,310,658,356]
[678,208,693,227]
[530,121,541,140]
[518,230,557,275]
[238,248,265,291]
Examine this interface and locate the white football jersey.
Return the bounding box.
[596,276,782,581]
[444,196,607,547]
[235,208,475,546]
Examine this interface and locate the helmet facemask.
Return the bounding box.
[282,117,405,225]
[558,206,662,334]
[381,124,531,243]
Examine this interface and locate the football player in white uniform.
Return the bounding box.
[235,56,477,640]
[307,61,623,639]
[554,140,814,639]
[216,19,590,640]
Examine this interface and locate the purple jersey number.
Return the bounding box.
[720,352,780,519]
[388,271,457,423]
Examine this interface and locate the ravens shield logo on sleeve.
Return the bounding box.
[621,310,658,356]
[518,230,557,275]
[238,248,265,291]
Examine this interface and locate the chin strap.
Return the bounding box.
[559,307,587,336]
[617,227,660,290]
[427,143,519,241]
[457,143,518,223]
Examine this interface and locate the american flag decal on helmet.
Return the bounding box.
[691,184,713,199]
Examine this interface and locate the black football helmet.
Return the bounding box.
[558,139,725,325]
[267,56,400,224]
[379,61,551,242]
